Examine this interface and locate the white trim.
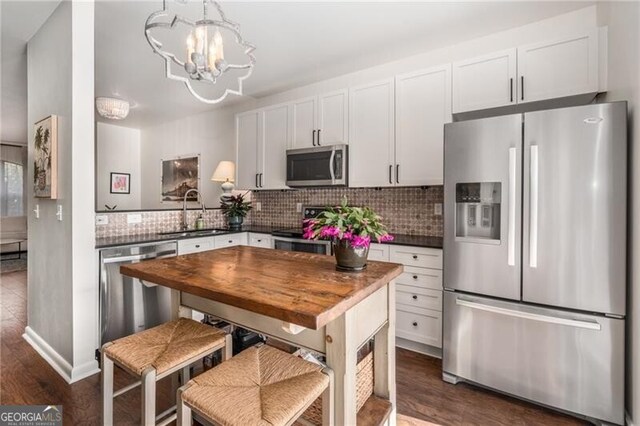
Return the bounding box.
[627,411,634,426]
[23,326,100,384]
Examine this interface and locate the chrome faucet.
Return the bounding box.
[182,188,206,230]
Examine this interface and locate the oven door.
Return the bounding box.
[273,237,332,255]
[286,145,347,187]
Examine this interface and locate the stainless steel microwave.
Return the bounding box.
[286,144,348,187]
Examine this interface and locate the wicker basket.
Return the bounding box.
[301,351,374,425]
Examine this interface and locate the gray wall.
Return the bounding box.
[597,2,640,423]
[27,0,73,364]
[26,0,97,380]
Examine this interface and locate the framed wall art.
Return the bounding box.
[110,172,131,194]
[161,154,200,202]
[33,115,58,199]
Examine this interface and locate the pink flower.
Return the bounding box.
[320,226,341,238]
[378,233,394,242]
[351,235,371,248]
[342,230,353,240]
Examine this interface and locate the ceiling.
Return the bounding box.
[1,1,60,143]
[2,1,595,137]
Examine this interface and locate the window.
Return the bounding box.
[0,160,24,217]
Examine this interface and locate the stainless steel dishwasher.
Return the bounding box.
[99,241,177,347]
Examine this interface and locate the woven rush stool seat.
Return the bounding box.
[177,344,334,426]
[102,318,231,426]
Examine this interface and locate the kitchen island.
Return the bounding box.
[120,245,403,425]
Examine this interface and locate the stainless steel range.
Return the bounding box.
[272,206,332,255]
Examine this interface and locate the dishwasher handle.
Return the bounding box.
[101,249,176,264]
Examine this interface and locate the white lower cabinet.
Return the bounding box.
[177,237,215,255]
[214,233,248,249]
[368,243,390,262]
[396,306,442,348]
[248,233,273,248]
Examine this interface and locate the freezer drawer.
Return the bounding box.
[443,291,625,425]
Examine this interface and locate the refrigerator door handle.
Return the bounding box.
[455,297,602,331]
[508,147,516,266]
[529,144,539,268]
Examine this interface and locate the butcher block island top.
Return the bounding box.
[120,245,403,330]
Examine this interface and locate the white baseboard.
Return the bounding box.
[23,326,100,384]
[396,337,442,359]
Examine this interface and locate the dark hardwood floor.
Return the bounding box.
[0,270,586,425]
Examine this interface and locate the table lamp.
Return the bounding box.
[211,161,236,202]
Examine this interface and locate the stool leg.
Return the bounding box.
[177,384,192,426]
[222,333,233,361]
[321,368,335,426]
[181,365,191,385]
[140,367,156,426]
[101,347,114,426]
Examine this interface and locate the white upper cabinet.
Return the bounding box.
[395,65,452,186]
[317,89,349,146]
[261,104,290,189]
[452,48,517,113]
[349,79,395,188]
[291,97,317,149]
[291,90,349,148]
[517,30,599,103]
[235,110,261,190]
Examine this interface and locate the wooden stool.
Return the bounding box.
[177,344,334,426]
[102,318,232,426]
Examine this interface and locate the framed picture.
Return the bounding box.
[110,172,131,194]
[161,154,200,202]
[33,115,58,198]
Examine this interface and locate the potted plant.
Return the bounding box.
[220,192,252,229]
[303,198,394,271]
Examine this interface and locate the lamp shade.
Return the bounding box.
[96,97,130,120]
[211,161,235,182]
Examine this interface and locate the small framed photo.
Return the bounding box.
[110,172,130,194]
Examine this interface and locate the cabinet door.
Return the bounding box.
[348,79,395,188]
[317,89,348,146]
[452,48,517,113]
[236,111,260,190]
[291,96,317,148]
[396,65,451,186]
[517,30,598,103]
[261,104,289,189]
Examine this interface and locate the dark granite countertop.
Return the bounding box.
[95,226,442,250]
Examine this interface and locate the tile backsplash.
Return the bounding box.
[250,186,443,237]
[95,186,444,238]
[95,209,226,239]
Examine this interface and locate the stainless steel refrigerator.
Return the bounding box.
[443,102,627,425]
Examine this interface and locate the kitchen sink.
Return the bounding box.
[159,229,228,238]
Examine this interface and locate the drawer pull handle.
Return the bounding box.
[412,275,418,280]
[228,240,233,243]
[195,245,200,248]
[412,322,418,327]
[412,255,418,260]
[412,295,418,300]
[257,239,262,242]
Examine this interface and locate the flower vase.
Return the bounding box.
[332,239,369,272]
[227,215,243,229]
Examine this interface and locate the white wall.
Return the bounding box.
[597,3,640,424]
[96,122,141,211]
[26,0,97,383]
[140,101,252,210]
[247,6,598,111]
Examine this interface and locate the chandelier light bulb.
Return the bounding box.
[213,29,224,61]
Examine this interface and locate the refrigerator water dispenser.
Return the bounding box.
[455,182,501,242]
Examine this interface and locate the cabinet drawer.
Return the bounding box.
[368,243,390,262]
[396,266,442,290]
[178,237,215,255]
[397,285,442,312]
[390,246,442,269]
[396,306,442,348]
[214,233,248,248]
[248,233,272,248]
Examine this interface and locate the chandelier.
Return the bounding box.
[145,0,256,104]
